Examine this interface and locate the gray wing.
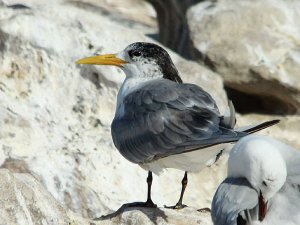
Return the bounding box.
[211,177,258,225]
[111,79,245,164]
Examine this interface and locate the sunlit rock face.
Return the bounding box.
[188,0,300,114]
[0,169,93,225]
[0,168,213,225]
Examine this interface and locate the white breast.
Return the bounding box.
[140,144,228,175]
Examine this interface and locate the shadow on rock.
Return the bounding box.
[95,202,168,225]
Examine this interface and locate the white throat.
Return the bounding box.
[115,77,155,117]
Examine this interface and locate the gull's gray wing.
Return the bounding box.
[111,79,245,163]
[211,177,258,225]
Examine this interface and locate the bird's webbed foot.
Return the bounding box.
[128,200,157,208]
[164,202,187,209]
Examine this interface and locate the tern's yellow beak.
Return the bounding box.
[76,54,127,67]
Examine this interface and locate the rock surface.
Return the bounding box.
[0,168,213,225]
[0,169,92,225]
[0,0,226,222]
[99,205,212,225]
[188,0,300,114]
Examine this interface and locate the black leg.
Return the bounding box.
[96,171,157,219]
[145,171,156,207]
[165,171,188,209]
[177,171,188,207]
[118,171,157,208]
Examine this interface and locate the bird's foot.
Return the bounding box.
[164,202,187,209]
[95,200,157,220]
[128,199,157,208]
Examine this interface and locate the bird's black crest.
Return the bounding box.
[128,42,183,83]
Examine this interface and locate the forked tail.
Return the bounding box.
[175,119,280,155]
[235,119,280,134]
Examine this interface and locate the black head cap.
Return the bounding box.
[127,42,183,83]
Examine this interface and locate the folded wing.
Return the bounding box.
[112,79,245,163]
[211,177,258,225]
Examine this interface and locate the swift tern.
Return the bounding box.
[77,42,279,209]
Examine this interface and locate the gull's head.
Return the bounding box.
[228,136,287,200]
[76,42,182,83]
[228,136,287,221]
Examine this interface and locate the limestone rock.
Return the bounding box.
[3,0,156,31]
[0,0,226,220]
[0,168,212,225]
[188,0,300,114]
[100,206,212,225]
[0,169,95,225]
[68,0,157,32]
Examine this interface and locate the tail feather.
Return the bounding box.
[236,119,280,134]
[170,119,280,157]
[221,100,236,129]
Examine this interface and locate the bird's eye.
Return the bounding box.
[262,181,267,186]
[129,50,142,58]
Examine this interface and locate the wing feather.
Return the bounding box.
[211,178,258,225]
[112,79,243,163]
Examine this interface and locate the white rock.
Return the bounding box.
[100,206,212,225]
[0,168,212,225]
[0,169,94,225]
[188,0,300,113]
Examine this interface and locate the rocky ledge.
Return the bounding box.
[0,169,211,225]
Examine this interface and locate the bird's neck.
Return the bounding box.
[160,63,183,84]
[115,77,156,114]
[115,73,182,117]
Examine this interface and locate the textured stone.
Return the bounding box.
[0,169,213,225]
[100,206,212,225]
[3,0,156,30]
[188,0,300,114]
[0,169,95,225]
